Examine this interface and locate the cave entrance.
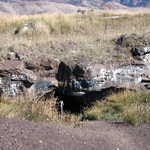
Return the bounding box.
[56,87,125,113]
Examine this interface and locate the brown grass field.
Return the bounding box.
[0,10,150,62]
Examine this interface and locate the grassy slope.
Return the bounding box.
[83,91,150,125]
[0,11,150,62]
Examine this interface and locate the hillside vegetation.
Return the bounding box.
[0,11,150,62]
[0,11,150,125]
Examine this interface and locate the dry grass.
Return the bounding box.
[1,91,150,126]
[0,11,150,62]
[0,97,81,127]
[83,91,150,125]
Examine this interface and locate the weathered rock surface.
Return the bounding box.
[0,69,32,96]
[111,33,150,90]
[131,46,150,63]
[56,60,150,93]
[0,55,58,97]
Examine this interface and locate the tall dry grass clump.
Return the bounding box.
[0,97,81,127]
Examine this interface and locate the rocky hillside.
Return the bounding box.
[65,0,150,7]
[11,0,150,7]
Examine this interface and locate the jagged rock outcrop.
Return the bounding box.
[115,33,150,83]
[0,55,58,98]
[56,60,150,95]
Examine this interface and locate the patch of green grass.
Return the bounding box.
[83,91,150,125]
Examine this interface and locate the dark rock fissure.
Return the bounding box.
[56,87,126,113]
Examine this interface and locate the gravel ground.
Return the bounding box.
[0,118,150,150]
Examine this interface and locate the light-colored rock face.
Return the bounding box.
[56,59,150,94]
[113,65,145,84]
[92,64,145,89]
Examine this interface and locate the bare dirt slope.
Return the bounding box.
[0,118,149,150]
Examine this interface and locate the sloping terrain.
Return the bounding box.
[0,118,150,150]
[61,0,150,7]
[0,0,150,15]
[100,1,128,9]
[0,1,84,15]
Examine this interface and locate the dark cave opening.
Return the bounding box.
[56,87,125,113]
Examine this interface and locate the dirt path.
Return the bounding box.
[0,118,149,150]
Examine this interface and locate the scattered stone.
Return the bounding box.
[7,51,21,61]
